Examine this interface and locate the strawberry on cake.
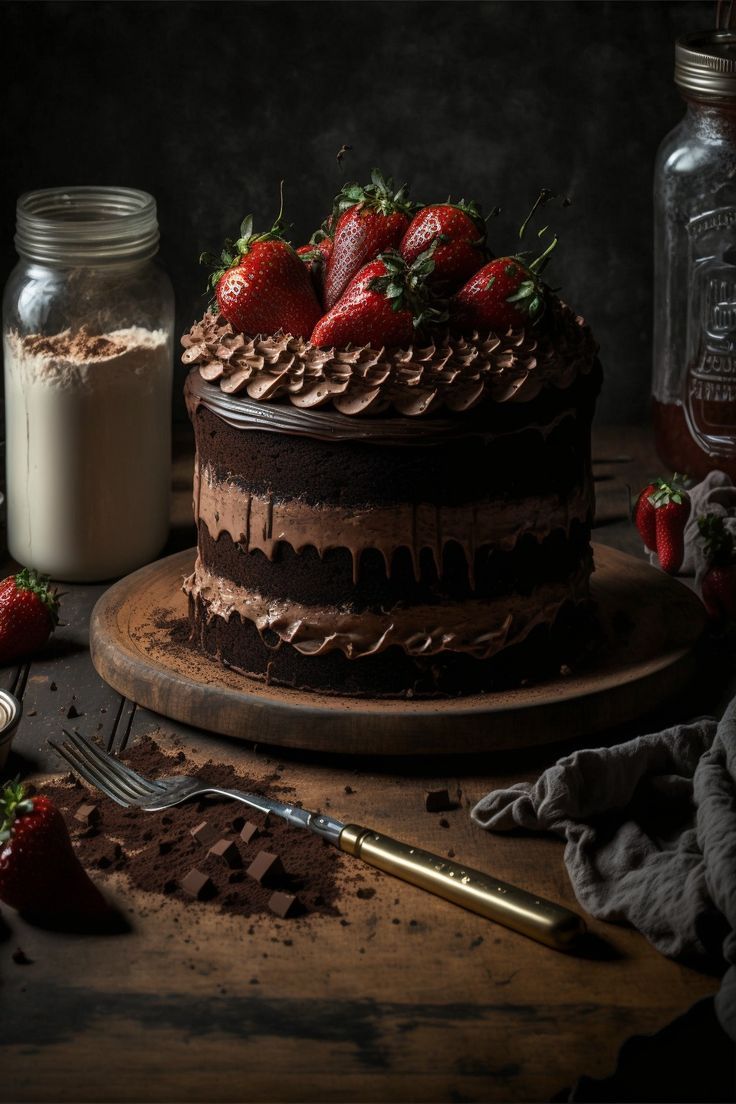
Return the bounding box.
[181,171,601,698]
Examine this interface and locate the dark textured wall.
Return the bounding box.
[0,0,712,422]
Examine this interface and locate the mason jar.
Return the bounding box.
[653,31,736,480]
[2,187,174,581]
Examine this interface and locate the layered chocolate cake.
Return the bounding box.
[182,305,600,698]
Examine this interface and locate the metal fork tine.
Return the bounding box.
[60,730,149,803]
[49,738,132,808]
[62,729,162,798]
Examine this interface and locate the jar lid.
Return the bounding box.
[675,31,736,98]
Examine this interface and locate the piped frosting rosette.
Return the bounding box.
[181,303,597,417]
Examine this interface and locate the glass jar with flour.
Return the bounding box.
[2,187,174,581]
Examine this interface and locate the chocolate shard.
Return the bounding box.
[246,850,285,886]
[208,838,241,868]
[180,868,216,900]
[190,821,219,848]
[424,788,452,813]
[74,803,99,827]
[268,891,299,919]
[240,821,260,844]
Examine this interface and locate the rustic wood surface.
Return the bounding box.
[0,425,727,1103]
[88,544,706,755]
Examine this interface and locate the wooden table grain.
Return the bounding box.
[0,425,724,1103]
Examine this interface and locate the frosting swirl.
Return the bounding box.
[181,302,597,417]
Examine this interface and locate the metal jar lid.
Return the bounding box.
[675,31,736,98]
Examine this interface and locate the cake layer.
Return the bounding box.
[187,588,597,698]
[195,459,594,585]
[189,384,597,509]
[196,518,593,607]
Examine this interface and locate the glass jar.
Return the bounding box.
[2,187,174,581]
[653,30,736,481]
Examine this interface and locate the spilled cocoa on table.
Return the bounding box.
[43,735,343,919]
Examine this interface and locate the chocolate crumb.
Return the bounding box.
[74,804,99,827]
[190,821,219,848]
[447,849,456,858]
[181,869,216,901]
[344,785,355,795]
[12,947,32,966]
[246,851,285,886]
[27,709,37,717]
[439,817,450,829]
[49,681,57,691]
[356,887,375,900]
[268,891,299,918]
[425,788,452,813]
[208,838,241,868]
[66,704,82,719]
[158,840,174,856]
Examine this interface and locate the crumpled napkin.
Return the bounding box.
[471,698,736,1042]
[649,470,736,586]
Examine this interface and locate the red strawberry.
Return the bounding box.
[311,249,443,349]
[201,206,321,338]
[633,480,663,551]
[450,188,567,335]
[0,781,109,923]
[698,515,736,620]
[650,479,691,574]
[450,254,550,335]
[400,200,488,291]
[323,169,414,309]
[0,569,59,664]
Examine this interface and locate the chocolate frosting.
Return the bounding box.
[194,459,594,585]
[184,557,592,661]
[181,302,596,418]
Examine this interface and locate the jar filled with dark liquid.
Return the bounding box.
[653,29,736,479]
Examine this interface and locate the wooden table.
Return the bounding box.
[0,426,724,1103]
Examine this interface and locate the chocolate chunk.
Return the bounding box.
[424,788,452,813]
[66,704,82,719]
[268,891,298,918]
[246,850,285,886]
[158,840,174,856]
[49,681,57,692]
[180,869,216,900]
[190,821,218,848]
[12,947,32,965]
[208,838,241,868]
[239,821,260,844]
[74,804,99,827]
[344,785,355,795]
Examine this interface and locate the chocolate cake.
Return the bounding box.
[181,301,601,698]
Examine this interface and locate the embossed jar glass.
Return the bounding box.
[653,31,736,479]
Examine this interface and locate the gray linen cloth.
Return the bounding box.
[471,700,736,1042]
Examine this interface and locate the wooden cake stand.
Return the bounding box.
[89,544,706,755]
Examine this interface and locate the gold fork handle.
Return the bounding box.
[339,824,585,951]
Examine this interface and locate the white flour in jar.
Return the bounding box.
[3,326,172,581]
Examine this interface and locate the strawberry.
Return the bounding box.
[450,252,552,335]
[650,479,691,574]
[201,199,322,338]
[0,568,59,664]
[634,480,664,551]
[0,781,109,924]
[297,235,333,303]
[323,169,414,309]
[311,248,444,349]
[698,515,736,621]
[400,200,489,291]
[450,188,567,335]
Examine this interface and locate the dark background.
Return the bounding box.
[0,0,713,422]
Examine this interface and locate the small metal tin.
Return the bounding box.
[0,690,22,771]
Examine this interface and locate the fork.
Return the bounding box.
[50,728,585,951]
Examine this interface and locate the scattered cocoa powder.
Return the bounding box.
[42,735,342,919]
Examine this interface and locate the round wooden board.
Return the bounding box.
[89,545,706,756]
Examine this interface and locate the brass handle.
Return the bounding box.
[339,823,585,951]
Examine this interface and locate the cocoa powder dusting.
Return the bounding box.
[42,735,342,918]
[23,327,121,360]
